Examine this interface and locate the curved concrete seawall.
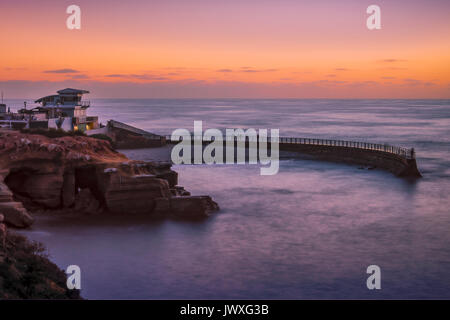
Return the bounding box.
[166,135,422,178]
[279,143,421,177]
[90,121,421,177]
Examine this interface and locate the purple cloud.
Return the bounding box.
[105,74,169,81]
[43,68,80,74]
[105,74,126,78]
[241,68,278,73]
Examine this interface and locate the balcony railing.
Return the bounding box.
[79,101,90,107]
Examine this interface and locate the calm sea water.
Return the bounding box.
[13,99,450,299]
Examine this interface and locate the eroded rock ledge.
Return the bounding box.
[0,129,219,228]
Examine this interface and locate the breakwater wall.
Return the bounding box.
[279,142,420,177]
[93,120,421,177]
[166,135,422,177]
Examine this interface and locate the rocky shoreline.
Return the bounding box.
[0,129,219,228]
[0,214,81,299]
[0,129,219,298]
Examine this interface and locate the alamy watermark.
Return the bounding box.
[66,5,81,30]
[67,5,381,31]
[367,5,381,30]
[366,265,381,290]
[170,121,280,175]
[66,265,81,290]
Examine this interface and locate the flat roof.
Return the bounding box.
[34,95,59,103]
[57,88,90,94]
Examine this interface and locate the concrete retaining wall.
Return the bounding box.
[280,143,421,177]
[167,138,421,177]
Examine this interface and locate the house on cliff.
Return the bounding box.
[33,88,99,132]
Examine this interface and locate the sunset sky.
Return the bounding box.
[1,0,449,98]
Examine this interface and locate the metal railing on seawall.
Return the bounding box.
[278,137,414,160]
[164,134,415,160]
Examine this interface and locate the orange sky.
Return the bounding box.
[1,0,449,98]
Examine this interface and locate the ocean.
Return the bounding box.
[11,99,450,299]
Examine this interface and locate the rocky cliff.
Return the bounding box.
[0,214,81,299]
[0,129,219,228]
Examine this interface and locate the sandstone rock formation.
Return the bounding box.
[0,175,34,228]
[0,129,219,227]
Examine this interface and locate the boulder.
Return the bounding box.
[154,196,219,219]
[170,186,191,196]
[170,196,219,218]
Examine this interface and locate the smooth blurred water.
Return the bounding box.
[17,99,450,299]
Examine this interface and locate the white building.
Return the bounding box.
[34,88,99,131]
